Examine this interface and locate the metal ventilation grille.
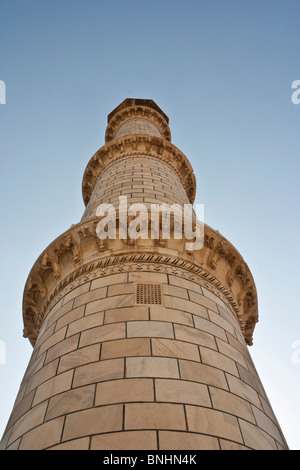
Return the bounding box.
[136,283,162,305]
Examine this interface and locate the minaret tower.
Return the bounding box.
[0,99,288,450]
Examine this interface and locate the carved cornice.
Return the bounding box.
[22,217,258,347]
[82,134,197,207]
[105,105,171,143]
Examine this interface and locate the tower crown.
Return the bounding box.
[105,98,171,143]
[108,98,169,123]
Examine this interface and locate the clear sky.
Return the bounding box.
[0,0,299,449]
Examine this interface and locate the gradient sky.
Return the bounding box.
[0,0,299,449]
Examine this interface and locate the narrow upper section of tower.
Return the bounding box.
[105,98,172,143]
[82,98,196,208]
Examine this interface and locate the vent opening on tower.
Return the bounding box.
[136,283,163,305]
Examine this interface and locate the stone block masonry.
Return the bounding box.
[0,99,288,450]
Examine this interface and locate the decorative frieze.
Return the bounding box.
[22,217,258,347]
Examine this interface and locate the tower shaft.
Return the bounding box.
[0,99,288,450]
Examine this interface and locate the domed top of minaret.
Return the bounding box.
[105,98,171,143]
[108,98,169,123]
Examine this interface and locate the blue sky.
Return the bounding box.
[0,0,299,449]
